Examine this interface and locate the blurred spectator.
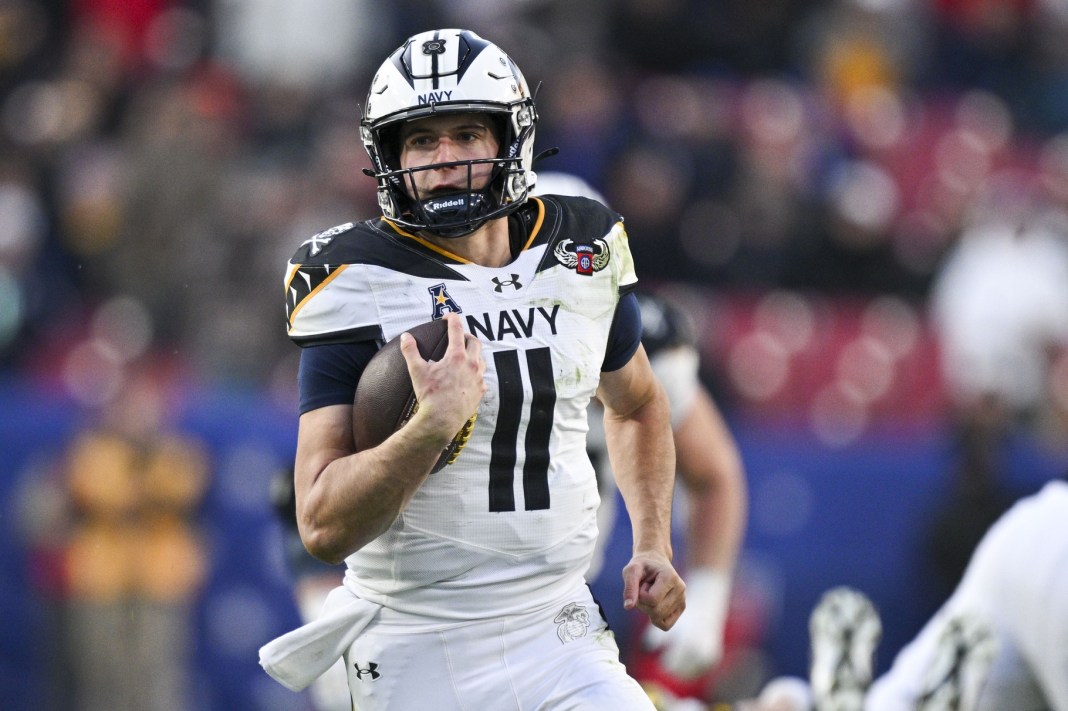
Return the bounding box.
[19,367,211,711]
[929,0,1043,128]
[0,155,47,365]
[213,0,389,90]
[538,55,628,185]
[67,368,209,711]
[607,0,812,75]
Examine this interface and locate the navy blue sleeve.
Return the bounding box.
[601,291,642,372]
[297,341,380,414]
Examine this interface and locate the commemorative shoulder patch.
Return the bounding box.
[552,238,610,276]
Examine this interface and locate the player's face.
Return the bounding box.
[398,113,500,196]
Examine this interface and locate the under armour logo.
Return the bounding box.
[491,274,522,292]
[353,661,380,681]
[422,39,447,55]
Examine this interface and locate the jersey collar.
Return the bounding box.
[383,198,546,264]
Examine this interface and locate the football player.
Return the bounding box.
[260,29,682,710]
[866,476,1068,711]
[605,293,747,681]
[534,172,748,695]
[742,476,1068,711]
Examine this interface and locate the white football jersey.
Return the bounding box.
[284,195,637,619]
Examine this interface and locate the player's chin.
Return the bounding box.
[426,183,486,196]
[423,185,461,195]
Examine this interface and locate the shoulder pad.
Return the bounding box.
[290,221,358,262]
[535,195,623,274]
[542,194,621,232]
[637,292,697,355]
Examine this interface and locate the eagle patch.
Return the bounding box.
[553,238,610,275]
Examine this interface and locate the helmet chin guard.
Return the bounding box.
[378,157,531,238]
[361,29,538,238]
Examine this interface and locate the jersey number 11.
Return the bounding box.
[488,347,554,513]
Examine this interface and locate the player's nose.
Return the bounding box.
[426,150,468,190]
[431,137,461,166]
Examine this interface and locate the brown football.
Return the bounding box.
[353,319,449,450]
[352,319,474,472]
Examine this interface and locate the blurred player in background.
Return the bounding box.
[926,180,1068,605]
[743,475,1068,711]
[931,180,1068,433]
[867,475,1068,711]
[535,172,749,708]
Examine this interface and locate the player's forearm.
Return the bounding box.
[297,419,449,564]
[687,486,745,571]
[605,390,677,557]
[675,389,748,572]
[680,453,746,571]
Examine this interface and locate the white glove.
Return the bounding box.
[643,567,731,679]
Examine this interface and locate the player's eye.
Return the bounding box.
[406,134,435,148]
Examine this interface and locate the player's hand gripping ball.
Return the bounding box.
[352,319,476,472]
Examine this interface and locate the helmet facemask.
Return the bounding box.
[388,158,511,238]
[369,112,535,238]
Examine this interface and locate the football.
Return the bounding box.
[352,318,475,472]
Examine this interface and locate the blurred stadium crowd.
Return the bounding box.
[3,0,1068,410]
[5,0,1068,709]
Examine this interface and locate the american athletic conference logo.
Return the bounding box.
[554,602,590,644]
[429,283,462,319]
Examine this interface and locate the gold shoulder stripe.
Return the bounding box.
[522,197,546,252]
[383,219,471,263]
[384,199,546,260]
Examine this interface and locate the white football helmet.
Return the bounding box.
[361,29,538,238]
